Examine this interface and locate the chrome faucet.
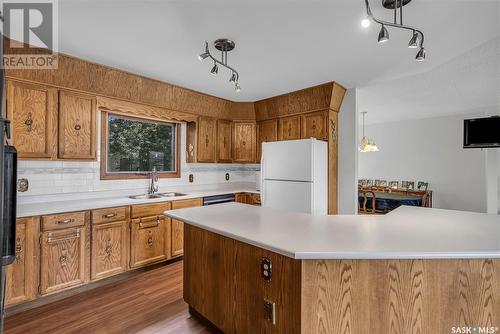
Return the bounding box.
[148,168,159,195]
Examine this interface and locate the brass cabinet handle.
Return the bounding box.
[59,254,68,266]
[56,218,75,225]
[103,213,117,218]
[139,218,160,229]
[287,126,292,137]
[15,237,22,262]
[205,135,209,147]
[223,136,226,148]
[25,112,33,132]
[147,235,154,248]
[311,121,317,131]
[74,118,81,131]
[105,239,112,256]
[47,230,80,243]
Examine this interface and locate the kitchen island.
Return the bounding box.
[165,203,500,334]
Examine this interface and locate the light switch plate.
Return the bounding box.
[264,299,276,325]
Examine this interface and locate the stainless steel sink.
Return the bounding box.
[128,192,187,200]
[157,192,187,197]
[128,194,162,200]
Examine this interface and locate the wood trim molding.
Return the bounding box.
[99,111,181,180]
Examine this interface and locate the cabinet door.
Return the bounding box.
[235,193,249,203]
[301,110,328,140]
[58,91,97,159]
[257,119,277,162]
[5,217,39,306]
[91,220,128,280]
[6,80,57,159]
[40,227,87,295]
[278,116,301,141]
[170,198,202,257]
[197,117,217,162]
[130,216,170,268]
[217,119,232,163]
[233,122,256,163]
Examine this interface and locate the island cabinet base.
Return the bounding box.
[184,225,500,334]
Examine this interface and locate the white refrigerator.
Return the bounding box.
[261,138,327,215]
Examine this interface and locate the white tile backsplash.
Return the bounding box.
[17,122,260,197]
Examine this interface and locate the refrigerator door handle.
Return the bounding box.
[260,156,264,205]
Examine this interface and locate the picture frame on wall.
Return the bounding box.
[417,181,429,191]
[366,179,373,187]
[407,181,415,190]
[389,181,398,189]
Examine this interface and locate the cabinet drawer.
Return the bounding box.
[171,198,202,210]
[92,207,127,225]
[131,202,171,219]
[41,211,86,231]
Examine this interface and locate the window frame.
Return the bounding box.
[100,111,181,180]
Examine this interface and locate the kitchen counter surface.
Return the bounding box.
[17,184,259,217]
[165,202,500,260]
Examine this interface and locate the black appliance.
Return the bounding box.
[203,193,235,206]
[463,116,500,148]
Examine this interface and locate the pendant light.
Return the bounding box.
[359,112,379,153]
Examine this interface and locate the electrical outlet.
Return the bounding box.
[225,173,230,181]
[189,174,194,183]
[261,257,272,282]
[264,299,276,325]
[17,178,29,192]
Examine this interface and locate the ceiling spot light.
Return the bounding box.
[361,17,371,28]
[378,25,389,43]
[416,47,426,62]
[408,31,420,48]
[198,39,241,91]
[363,0,427,61]
[210,62,218,76]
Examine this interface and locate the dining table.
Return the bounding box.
[358,191,424,212]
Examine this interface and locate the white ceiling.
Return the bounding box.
[58,0,500,105]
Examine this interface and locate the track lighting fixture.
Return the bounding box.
[363,0,427,61]
[408,30,420,48]
[198,39,241,91]
[377,25,389,43]
[210,63,218,76]
[415,47,426,61]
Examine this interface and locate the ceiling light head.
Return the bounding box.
[198,52,209,61]
[235,83,241,92]
[416,47,426,61]
[377,25,389,43]
[361,17,371,28]
[408,31,420,49]
[229,72,236,83]
[210,63,218,76]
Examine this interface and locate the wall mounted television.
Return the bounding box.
[463,116,500,148]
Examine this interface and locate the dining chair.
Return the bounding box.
[359,190,376,214]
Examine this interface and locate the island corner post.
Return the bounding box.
[183,224,500,334]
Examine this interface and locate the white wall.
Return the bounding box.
[18,122,258,197]
[337,89,358,214]
[485,149,500,214]
[359,113,489,213]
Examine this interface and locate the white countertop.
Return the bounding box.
[165,203,500,260]
[17,183,259,217]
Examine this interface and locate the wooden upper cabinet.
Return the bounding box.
[6,80,57,159]
[301,110,328,140]
[278,116,301,141]
[233,122,256,163]
[256,119,277,162]
[58,91,97,160]
[187,116,216,163]
[217,119,232,163]
[5,217,39,306]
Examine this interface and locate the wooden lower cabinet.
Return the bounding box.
[235,193,261,206]
[170,198,203,258]
[40,226,89,295]
[5,217,40,306]
[91,220,128,280]
[130,215,171,268]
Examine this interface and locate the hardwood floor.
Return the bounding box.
[4,261,212,334]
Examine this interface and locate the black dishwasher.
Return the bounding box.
[203,193,235,206]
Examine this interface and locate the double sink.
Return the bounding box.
[128,192,187,200]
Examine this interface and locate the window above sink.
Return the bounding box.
[101,112,180,180]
